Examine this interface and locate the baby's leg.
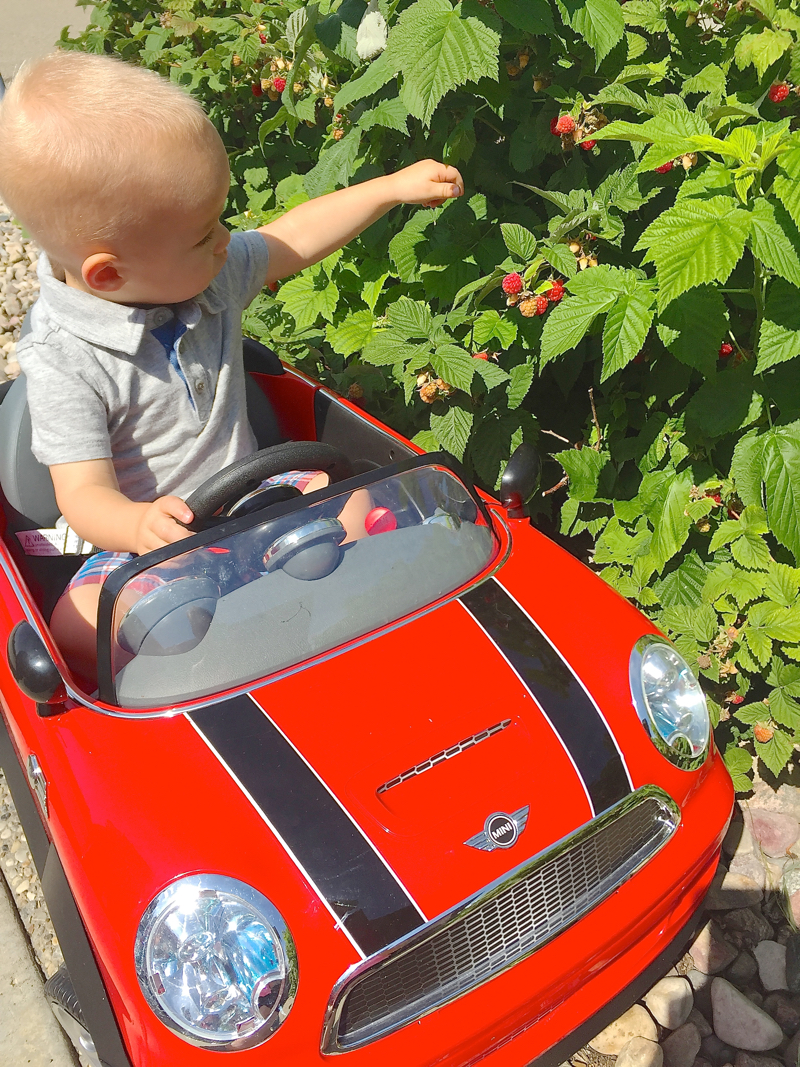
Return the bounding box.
[302,472,372,542]
[51,581,103,688]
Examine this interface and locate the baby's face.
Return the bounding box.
[120,173,232,305]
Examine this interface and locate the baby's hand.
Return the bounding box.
[389,159,464,209]
[134,496,194,556]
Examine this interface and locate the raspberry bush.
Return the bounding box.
[63,0,800,790]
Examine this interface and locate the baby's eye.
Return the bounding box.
[197,230,214,246]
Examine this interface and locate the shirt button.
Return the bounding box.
[153,309,170,326]
[196,380,205,393]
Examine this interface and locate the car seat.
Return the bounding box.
[0,319,286,617]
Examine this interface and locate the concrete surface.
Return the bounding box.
[0,872,79,1066]
[0,0,91,82]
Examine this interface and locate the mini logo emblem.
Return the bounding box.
[465,806,529,851]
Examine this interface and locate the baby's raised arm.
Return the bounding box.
[49,459,193,556]
[258,159,463,282]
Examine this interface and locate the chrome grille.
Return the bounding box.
[322,786,679,1053]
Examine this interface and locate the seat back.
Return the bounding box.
[0,375,60,526]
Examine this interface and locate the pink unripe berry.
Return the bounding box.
[719,342,734,357]
[655,162,673,174]
[273,76,287,93]
[502,272,524,295]
[769,82,790,103]
[555,115,576,135]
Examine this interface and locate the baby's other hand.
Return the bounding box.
[135,496,194,556]
[390,159,464,209]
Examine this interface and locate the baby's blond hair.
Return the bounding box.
[0,51,228,259]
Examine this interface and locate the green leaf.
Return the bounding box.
[540,266,628,365]
[723,745,753,792]
[430,344,477,391]
[277,271,339,329]
[774,174,800,235]
[683,64,726,98]
[387,297,434,338]
[685,362,759,439]
[472,358,510,389]
[563,0,625,63]
[358,96,410,134]
[325,310,376,356]
[735,28,792,80]
[764,562,800,608]
[412,429,439,451]
[500,223,538,263]
[756,726,795,777]
[543,242,579,278]
[362,329,430,366]
[621,0,667,32]
[703,561,766,608]
[554,447,610,501]
[656,286,727,377]
[636,196,751,310]
[429,401,474,458]
[732,422,800,563]
[304,130,363,197]
[333,51,394,111]
[758,279,800,372]
[506,362,534,409]
[748,198,800,290]
[649,467,694,571]
[385,0,500,125]
[656,550,709,608]
[730,530,772,570]
[601,279,656,380]
[473,309,518,349]
[493,0,556,35]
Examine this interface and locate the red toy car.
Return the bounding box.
[0,338,733,1067]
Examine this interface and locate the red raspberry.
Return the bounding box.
[708,493,722,504]
[769,82,790,103]
[533,295,549,315]
[581,139,596,150]
[259,32,267,43]
[550,116,560,135]
[555,115,576,135]
[473,351,490,360]
[719,342,734,357]
[273,75,287,93]
[251,82,263,97]
[502,272,524,295]
[546,282,564,303]
[267,280,278,293]
[730,693,744,704]
[655,162,673,174]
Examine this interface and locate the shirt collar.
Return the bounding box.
[35,252,227,355]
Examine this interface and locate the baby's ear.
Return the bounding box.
[82,253,125,293]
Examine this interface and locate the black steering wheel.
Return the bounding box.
[184,441,354,531]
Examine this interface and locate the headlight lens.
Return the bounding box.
[629,636,710,770]
[134,875,297,1051]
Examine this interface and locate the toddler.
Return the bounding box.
[0,51,463,684]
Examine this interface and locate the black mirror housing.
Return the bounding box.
[500,443,542,519]
[8,621,67,712]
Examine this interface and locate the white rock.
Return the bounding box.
[645,977,695,1029]
[753,942,787,992]
[590,1004,659,1055]
[617,1038,665,1067]
[711,978,783,1051]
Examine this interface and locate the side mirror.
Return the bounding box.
[500,443,542,519]
[7,621,68,715]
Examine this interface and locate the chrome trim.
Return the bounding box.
[26,754,47,817]
[629,635,710,772]
[465,805,530,851]
[378,719,511,793]
[321,785,680,1054]
[1,513,511,718]
[134,874,298,1052]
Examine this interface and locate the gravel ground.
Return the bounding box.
[0,197,40,381]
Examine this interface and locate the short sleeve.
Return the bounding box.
[17,335,112,467]
[208,230,270,312]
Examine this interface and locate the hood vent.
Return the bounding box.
[377,719,511,794]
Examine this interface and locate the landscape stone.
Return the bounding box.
[732,1054,784,1067]
[616,1038,665,1067]
[728,853,768,890]
[781,1029,800,1067]
[726,951,759,988]
[689,969,715,1015]
[689,1008,714,1039]
[590,1005,659,1055]
[784,932,800,993]
[646,977,695,1029]
[724,818,751,857]
[706,875,764,911]
[761,992,800,1034]
[754,943,788,992]
[744,811,800,858]
[692,922,740,975]
[663,1023,702,1067]
[711,978,783,1051]
[702,1034,737,1067]
[722,910,774,950]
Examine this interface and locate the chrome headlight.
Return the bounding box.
[134,875,297,1051]
[629,636,710,770]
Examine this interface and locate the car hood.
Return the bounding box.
[187,540,665,958]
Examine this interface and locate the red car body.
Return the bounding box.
[0,353,733,1067]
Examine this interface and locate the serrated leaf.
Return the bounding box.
[385,0,500,125]
[501,223,538,263]
[622,0,667,32]
[359,96,410,134]
[429,401,474,458]
[774,174,800,235]
[764,562,800,607]
[473,309,518,349]
[362,329,430,366]
[412,429,439,451]
[563,0,625,63]
[654,286,725,378]
[430,344,477,391]
[636,196,751,310]
[757,279,800,372]
[733,422,800,563]
[543,242,579,278]
[756,726,795,777]
[472,357,510,389]
[683,64,726,98]
[286,6,310,52]
[325,310,375,356]
[387,297,434,339]
[735,28,792,80]
[657,550,709,608]
[730,531,772,570]
[304,130,363,198]
[649,467,694,571]
[601,279,656,380]
[748,198,800,290]
[540,266,628,365]
[626,30,647,59]
[277,271,339,329]
[685,361,758,439]
[724,745,754,791]
[506,362,534,409]
[493,0,556,34]
[554,447,610,501]
[334,53,394,111]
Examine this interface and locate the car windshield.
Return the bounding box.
[100,462,499,709]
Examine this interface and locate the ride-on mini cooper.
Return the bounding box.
[0,334,733,1067]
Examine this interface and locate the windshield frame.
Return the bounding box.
[96,451,495,705]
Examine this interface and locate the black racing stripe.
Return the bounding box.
[190,695,423,956]
[460,579,630,814]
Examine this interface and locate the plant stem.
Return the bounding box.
[751,257,766,354]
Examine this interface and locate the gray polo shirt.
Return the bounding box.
[16,230,269,502]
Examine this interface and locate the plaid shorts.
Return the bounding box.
[66,469,323,594]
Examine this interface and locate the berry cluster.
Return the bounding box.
[654,153,698,174]
[505,49,530,78]
[502,274,566,317]
[332,111,347,141]
[417,374,455,404]
[550,107,607,151]
[568,237,598,271]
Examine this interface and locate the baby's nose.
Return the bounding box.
[214,227,231,255]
